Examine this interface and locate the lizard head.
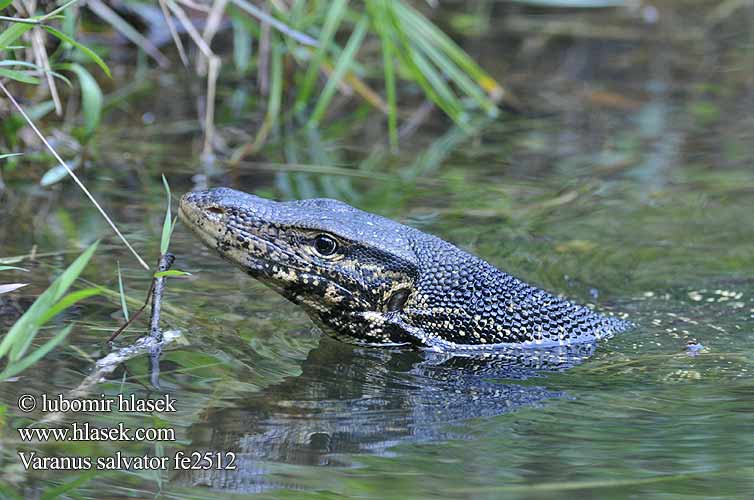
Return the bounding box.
[179,188,421,346]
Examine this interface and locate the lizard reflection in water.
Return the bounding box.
[177,341,596,493]
[179,188,631,351]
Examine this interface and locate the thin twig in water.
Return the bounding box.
[146,253,175,389]
[108,280,155,342]
[38,329,182,426]
[149,253,175,342]
[0,82,150,271]
[108,252,175,343]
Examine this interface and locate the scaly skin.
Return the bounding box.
[179,188,631,351]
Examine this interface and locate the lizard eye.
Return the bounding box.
[387,289,410,312]
[313,234,338,256]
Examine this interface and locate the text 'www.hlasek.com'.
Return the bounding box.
[16,393,236,472]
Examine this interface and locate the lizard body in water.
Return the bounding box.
[179,188,631,351]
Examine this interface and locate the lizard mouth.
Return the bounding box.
[178,194,223,251]
[179,190,360,307]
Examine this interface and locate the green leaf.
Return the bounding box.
[0,59,75,88]
[153,270,192,278]
[43,26,111,78]
[0,60,36,68]
[0,153,23,160]
[247,42,283,152]
[37,287,103,326]
[117,262,129,321]
[395,2,503,108]
[160,174,172,255]
[0,325,73,380]
[57,64,102,137]
[380,28,398,150]
[308,17,368,126]
[46,70,73,87]
[410,29,494,114]
[0,241,98,362]
[294,0,348,113]
[0,23,34,50]
[400,43,464,124]
[40,157,81,187]
[367,0,399,149]
[0,0,15,10]
[399,7,495,114]
[0,68,40,85]
[0,266,28,272]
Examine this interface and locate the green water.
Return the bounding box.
[2,2,754,498]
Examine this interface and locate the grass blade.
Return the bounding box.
[157,0,189,67]
[409,28,496,115]
[153,270,191,278]
[378,5,464,124]
[401,43,465,124]
[37,287,103,325]
[294,0,348,113]
[0,68,40,84]
[231,0,317,47]
[308,16,368,126]
[56,63,103,137]
[395,2,505,103]
[160,174,172,255]
[0,325,73,381]
[232,15,253,75]
[0,62,74,87]
[0,241,98,361]
[43,25,111,78]
[0,23,33,50]
[117,262,129,321]
[0,266,28,272]
[236,40,282,157]
[369,0,398,150]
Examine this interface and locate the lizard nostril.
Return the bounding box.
[206,206,225,215]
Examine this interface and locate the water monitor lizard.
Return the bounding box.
[180,188,631,351]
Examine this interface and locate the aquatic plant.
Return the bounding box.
[0,0,505,161]
[0,242,101,380]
